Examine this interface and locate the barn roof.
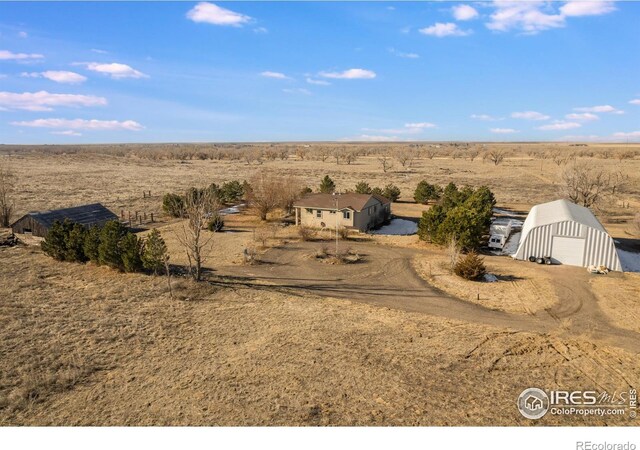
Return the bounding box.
[520,199,606,241]
[294,193,390,212]
[18,203,118,229]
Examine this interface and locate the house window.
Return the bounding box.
[343,211,351,219]
[316,210,322,218]
[329,210,336,214]
[373,205,377,213]
[368,207,372,216]
[306,208,312,214]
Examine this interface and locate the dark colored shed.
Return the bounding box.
[11,203,118,237]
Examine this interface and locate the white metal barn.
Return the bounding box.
[513,199,622,271]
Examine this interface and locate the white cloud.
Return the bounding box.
[319,68,376,80]
[560,1,616,17]
[389,48,419,59]
[419,22,472,37]
[80,62,147,79]
[573,104,623,114]
[253,27,268,34]
[91,48,109,54]
[21,70,87,84]
[186,2,252,27]
[260,71,290,80]
[362,122,436,135]
[565,112,599,121]
[490,128,518,134]
[282,88,311,95]
[18,31,28,38]
[306,78,330,86]
[343,134,404,142]
[537,121,581,131]
[0,50,44,61]
[405,122,437,129]
[0,91,107,111]
[629,99,640,105]
[511,111,550,121]
[471,114,501,121]
[486,1,565,34]
[612,131,640,139]
[11,118,144,131]
[486,0,616,34]
[452,5,479,21]
[52,130,82,136]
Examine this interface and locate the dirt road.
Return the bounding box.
[216,240,640,354]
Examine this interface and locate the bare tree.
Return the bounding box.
[175,188,219,282]
[467,149,480,162]
[0,164,15,228]
[607,170,629,196]
[278,177,303,216]
[378,155,394,173]
[487,149,506,166]
[318,146,331,162]
[295,148,308,160]
[343,151,357,165]
[246,171,285,221]
[424,146,438,160]
[560,161,611,208]
[394,149,414,169]
[332,147,343,165]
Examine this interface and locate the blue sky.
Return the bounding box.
[0,1,639,143]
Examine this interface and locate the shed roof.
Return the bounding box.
[294,193,390,212]
[520,199,606,241]
[17,203,118,229]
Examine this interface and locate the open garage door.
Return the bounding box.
[552,236,585,266]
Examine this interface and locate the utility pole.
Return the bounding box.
[333,192,340,256]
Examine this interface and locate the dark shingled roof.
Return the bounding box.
[293,193,390,212]
[24,203,118,229]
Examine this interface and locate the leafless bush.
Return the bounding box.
[447,236,461,272]
[0,164,15,228]
[246,172,287,220]
[467,149,480,161]
[487,149,507,166]
[332,148,344,165]
[253,225,271,248]
[175,189,219,281]
[295,148,309,160]
[378,155,394,173]
[343,151,357,165]
[298,225,317,241]
[395,149,415,168]
[424,147,438,159]
[338,226,350,240]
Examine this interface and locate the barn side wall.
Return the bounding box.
[11,216,49,237]
[514,220,622,271]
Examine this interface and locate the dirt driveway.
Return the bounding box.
[215,240,640,354]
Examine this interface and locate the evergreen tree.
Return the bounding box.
[355,181,372,194]
[220,180,244,204]
[41,220,68,261]
[382,183,401,202]
[414,180,442,204]
[98,220,128,270]
[65,223,88,263]
[120,232,144,273]
[84,226,101,263]
[319,175,336,193]
[371,187,384,196]
[142,229,168,275]
[162,193,185,218]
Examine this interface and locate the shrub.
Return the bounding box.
[162,193,185,218]
[219,180,244,204]
[120,232,144,273]
[338,226,350,240]
[371,187,383,196]
[382,183,401,202]
[142,229,168,275]
[83,226,101,263]
[414,180,442,204]
[298,225,316,241]
[98,220,129,270]
[319,175,336,194]
[207,214,224,232]
[41,220,70,261]
[355,181,372,194]
[301,186,313,195]
[65,223,88,263]
[454,252,486,281]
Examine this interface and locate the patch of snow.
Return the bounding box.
[502,231,521,256]
[484,273,498,282]
[370,219,418,236]
[618,249,640,273]
[219,203,245,216]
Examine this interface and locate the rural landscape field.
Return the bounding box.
[1,142,639,425]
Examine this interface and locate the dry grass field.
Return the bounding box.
[1,142,639,426]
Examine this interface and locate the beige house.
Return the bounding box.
[294,193,391,232]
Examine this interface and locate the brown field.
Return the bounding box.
[1,142,639,426]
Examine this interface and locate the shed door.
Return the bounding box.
[551,236,585,266]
